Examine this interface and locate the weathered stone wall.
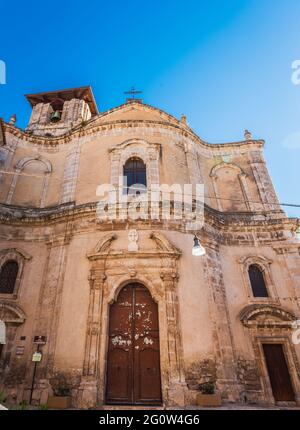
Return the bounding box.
[27,98,92,137]
[0,99,299,408]
[0,102,273,214]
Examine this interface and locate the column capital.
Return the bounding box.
[160,270,179,282]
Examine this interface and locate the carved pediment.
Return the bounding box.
[238,255,272,265]
[240,304,296,328]
[109,138,161,154]
[149,232,181,255]
[0,302,26,324]
[87,231,181,260]
[94,233,117,253]
[0,247,32,260]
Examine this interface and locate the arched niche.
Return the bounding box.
[210,162,250,212]
[6,156,52,207]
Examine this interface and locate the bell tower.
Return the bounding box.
[25,86,99,137]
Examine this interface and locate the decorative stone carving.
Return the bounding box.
[0,302,26,324]
[82,231,186,407]
[244,130,252,140]
[109,139,161,188]
[127,229,139,251]
[240,304,296,328]
[94,233,117,253]
[150,231,181,254]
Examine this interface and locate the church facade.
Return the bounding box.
[0,86,300,408]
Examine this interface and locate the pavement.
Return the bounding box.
[1,402,300,411]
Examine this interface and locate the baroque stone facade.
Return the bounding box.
[0,86,299,408]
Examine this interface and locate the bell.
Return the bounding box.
[50,110,61,123]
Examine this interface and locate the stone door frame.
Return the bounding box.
[240,304,300,405]
[255,335,300,405]
[80,232,187,408]
[0,301,26,390]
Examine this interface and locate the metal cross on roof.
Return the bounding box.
[124,86,143,99]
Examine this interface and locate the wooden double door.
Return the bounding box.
[106,283,162,405]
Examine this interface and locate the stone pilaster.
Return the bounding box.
[6,167,21,204]
[83,270,106,376]
[203,242,241,401]
[184,142,203,186]
[273,245,300,310]
[80,267,106,408]
[210,173,222,211]
[61,141,81,204]
[30,237,70,379]
[110,153,121,187]
[238,173,252,211]
[160,271,186,406]
[20,236,70,404]
[250,150,280,212]
[0,135,18,201]
[148,146,160,185]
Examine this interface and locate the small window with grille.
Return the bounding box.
[248,264,268,297]
[123,157,147,194]
[0,260,18,294]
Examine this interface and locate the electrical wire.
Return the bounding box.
[0,169,299,209]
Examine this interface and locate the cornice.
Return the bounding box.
[2,117,264,153]
[0,201,297,233]
[87,250,180,261]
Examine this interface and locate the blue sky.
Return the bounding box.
[0,0,299,216]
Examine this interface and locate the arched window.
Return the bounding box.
[123,157,147,192]
[0,260,18,294]
[248,264,268,297]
